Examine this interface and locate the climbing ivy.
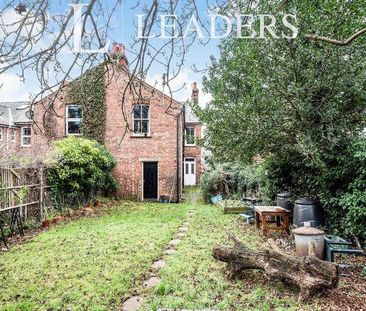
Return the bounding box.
[68,64,106,144]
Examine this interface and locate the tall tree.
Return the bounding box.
[198,0,366,168]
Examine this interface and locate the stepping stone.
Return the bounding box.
[164,248,176,255]
[169,239,181,247]
[176,232,186,238]
[122,296,143,311]
[182,222,189,226]
[144,277,161,288]
[179,227,189,232]
[152,260,166,269]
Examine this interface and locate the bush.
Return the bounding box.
[47,136,117,209]
[201,162,260,203]
[338,139,366,245]
[260,138,366,245]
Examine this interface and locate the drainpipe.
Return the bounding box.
[176,106,185,203]
[176,114,180,203]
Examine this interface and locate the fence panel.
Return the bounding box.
[0,166,51,245]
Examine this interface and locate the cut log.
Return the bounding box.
[212,235,339,301]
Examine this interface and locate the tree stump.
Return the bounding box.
[212,235,339,301]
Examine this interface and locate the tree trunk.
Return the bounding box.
[212,235,339,301]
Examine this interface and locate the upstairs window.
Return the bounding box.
[21,126,31,146]
[66,105,83,135]
[185,127,196,146]
[0,128,3,141]
[133,104,150,135]
[10,129,16,142]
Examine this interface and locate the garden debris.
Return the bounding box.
[213,235,338,301]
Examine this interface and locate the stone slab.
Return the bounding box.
[122,296,143,311]
[164,248,176,255]
[169,239,181,246]
[144,277,161,288]
[176,232,186,238]
[152,260,166,269]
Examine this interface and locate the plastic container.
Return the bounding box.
[211,195,223,204]
[277,192,293,213]
[293,197,324,228]
[293,226,325,259]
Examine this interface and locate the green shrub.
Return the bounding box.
[47,136,117,209]
[338,139,366,245]
[259,138,366,245]
[201,162,260,203]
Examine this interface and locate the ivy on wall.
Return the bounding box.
[68,64,106,144]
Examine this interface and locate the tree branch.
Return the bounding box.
[305,28,366,46]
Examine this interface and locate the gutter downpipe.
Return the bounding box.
[176,105,185,203]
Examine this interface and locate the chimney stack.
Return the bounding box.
[110,43,128,66]
[192,82,199,102]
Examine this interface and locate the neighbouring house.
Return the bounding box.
[0,43,203,202]
[0,102,33,158]
[183,82,202,187]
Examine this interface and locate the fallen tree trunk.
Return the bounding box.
[212,235,339,301]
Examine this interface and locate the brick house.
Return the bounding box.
[0,102,33,158]
[0,44,203,202]
[183,82,203,187]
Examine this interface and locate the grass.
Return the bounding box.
[0,201,190,310]
[0,191,315,310]
[141,196,312,311]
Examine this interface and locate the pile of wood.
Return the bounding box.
[212,235,339,301]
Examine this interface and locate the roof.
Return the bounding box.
[0,101,32,126]
[185,103,200,123]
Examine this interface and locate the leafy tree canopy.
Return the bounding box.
[197,0,366,168]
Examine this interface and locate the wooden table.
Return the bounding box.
[255,206,290,237]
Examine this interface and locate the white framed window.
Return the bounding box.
[10,129,16,142]
[185,127,196,146]
[21,126,31,147]
[66,105,83,135]
[132,104,150,135]
[0,127,3,141]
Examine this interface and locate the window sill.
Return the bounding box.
[21,145,32,148]
[185,144,197,147]
[131,134,151,138]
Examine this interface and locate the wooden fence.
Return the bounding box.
[0,166,51,246]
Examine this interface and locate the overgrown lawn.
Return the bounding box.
[141,200,314,311]
[0,201,189,310]
[0,195,315,311]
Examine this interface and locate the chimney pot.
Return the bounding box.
[110,43,128,66]
[192,82,199,101]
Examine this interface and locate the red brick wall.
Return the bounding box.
[24,67,184,202]
[0,126,21,158]
[104,66,183,201]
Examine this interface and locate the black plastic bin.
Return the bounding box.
[277,192,293,213]
[293,197,324,228]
